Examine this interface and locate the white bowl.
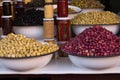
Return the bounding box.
[72,24,120,35]
[69,55,119,70]
[0,41,57,71]
[0,54,53,71]
[81,8,104,13]
[53,5,82,19]
[13,26,44,40]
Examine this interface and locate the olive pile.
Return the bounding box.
[71,11,120,25]
[69,0,104,9]
[25,0,45,8]
[14,8,44,26]
[0,33,59,58]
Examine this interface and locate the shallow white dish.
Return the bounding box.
[13,26,44,40]
[53,5,82,19]
[0,41,55,71]
[72,24,120,35]
[0,54,53,71]
[69,55,119,70]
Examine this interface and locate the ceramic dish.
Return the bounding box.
[62,49,120,70]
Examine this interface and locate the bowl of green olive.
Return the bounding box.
[71,11,120,35]
[0,33,59,71]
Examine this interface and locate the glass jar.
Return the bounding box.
[56,17,71,43]
[0,2,2,27]
[43,18,54,39]
[57,0,68,17]
[2,0,12,16]
[1,15,13,35]
[44,4,54,18]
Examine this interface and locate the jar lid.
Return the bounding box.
[56,17,70,20]
[1,15,12,18]
[43,18,54,21]
[2,0,11,2]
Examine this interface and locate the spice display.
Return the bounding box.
[71,11,120,25]
[56,17,71,43]
[57,0,68,17]
[54,7,76,13]
[62,26,120,57]
[2,0,12,15]
[0,33,59,58]
[1,16,13,35]
[43,18,54,39]
[45,0,53,3]
[44,4,54,18]
[69,0,104,9]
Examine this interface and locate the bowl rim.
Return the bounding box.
[53,5,82,14]
[0,41,59,59]
[71,23,120,26]
[62,49,120,58]
[0,51,57,59]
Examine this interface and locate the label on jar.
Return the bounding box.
[2,17,13,35]
[57,20,71,42]
[44,20,54,38]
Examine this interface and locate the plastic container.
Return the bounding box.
[57,0,68,17]
[1,15,13,35]
[56,17,71,43]
[43,18,54,39]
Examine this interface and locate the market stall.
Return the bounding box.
[0,0,120,80]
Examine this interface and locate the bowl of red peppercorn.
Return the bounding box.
[72,24,120,35]
[62,26,120,70]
